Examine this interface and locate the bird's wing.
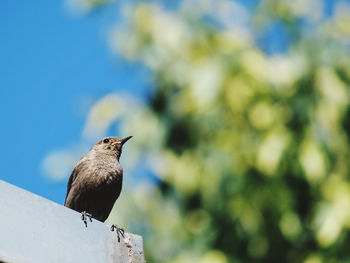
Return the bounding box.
[64,164,80,206]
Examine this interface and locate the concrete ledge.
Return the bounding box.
[0,180,145,263]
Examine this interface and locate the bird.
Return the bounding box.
[64,136,132,241]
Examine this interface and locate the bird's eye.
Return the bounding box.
[103,138,109,144]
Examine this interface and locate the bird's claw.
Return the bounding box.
[111,224,125,242]
[81,211,93,227]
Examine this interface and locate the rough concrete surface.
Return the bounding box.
[0,180,146,263]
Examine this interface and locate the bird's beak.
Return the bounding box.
[120,136,133,145]
[111,136,133,146]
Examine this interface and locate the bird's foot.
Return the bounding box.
[111,224,125,242]
[81,211,93,227]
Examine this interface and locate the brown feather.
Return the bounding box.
[64,136,129,222]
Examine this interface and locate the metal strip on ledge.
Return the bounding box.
[0,180,146,263]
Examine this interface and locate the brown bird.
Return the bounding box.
[64,136,132,241]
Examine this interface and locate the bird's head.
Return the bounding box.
[93,136,132,160]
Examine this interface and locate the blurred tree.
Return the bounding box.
[66,0,350,262]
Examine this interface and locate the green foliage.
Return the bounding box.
[98,0,350,262]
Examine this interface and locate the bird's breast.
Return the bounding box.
[81,153,123,186]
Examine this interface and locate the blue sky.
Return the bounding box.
[0,0,345,205]
[0,0,149,203]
